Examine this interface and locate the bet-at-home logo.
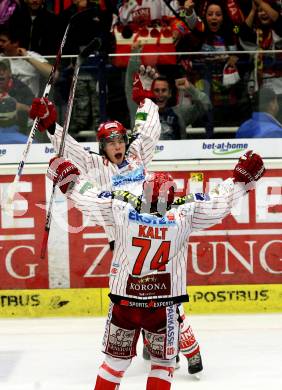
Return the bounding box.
[202,142,248,155]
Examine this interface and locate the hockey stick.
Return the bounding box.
[3,30,68,215]
[40,37,101,259]
[162,0,191,29]
[3,8,96,215]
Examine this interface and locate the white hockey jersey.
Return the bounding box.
[66,178,246,307]
[48,99,161,241]
[48,98,160,195]
[118,0,179,25]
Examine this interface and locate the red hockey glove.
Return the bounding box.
[47,157,80,194]
[233,151,265,184]
[132,65,158,105]
[29,97,57,132]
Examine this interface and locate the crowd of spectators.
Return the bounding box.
[1,0,282,143]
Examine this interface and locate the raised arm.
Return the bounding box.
[67,178,115,229]
[47,157,114,229]
[118,0,138,25]
[17,48,53,78]
[126,49,159,129]
[190,178,246,231]
[125,44,142,127]
[253,0,279,22]
[177,151,265,231]
[29,98,102,175]
[128,98,161,167]
[174,77,211,137]
[48,123,95,174]
[180,1,202,31]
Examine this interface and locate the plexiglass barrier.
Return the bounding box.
[1,49,282,145]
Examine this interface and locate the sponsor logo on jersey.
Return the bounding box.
[173,193,210,206]
[194,193,210,201]
[117,159,129,168]
[173,193,194,205]
[79,181,94,194]
[110,262,120,276]
[120,300,175,308]
[112,166,145,187]
[126,273,171,298]
[166,212,175,221]
[106,324,135,358]
[99,190,142,210]
[166,305,176,355]
[129,210,176,226]
[110,267,119,275]
[135,112,148,121]
[98,191,113,199]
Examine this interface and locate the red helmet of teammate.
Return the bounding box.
[143,172,176,211]
[97,120,128,154]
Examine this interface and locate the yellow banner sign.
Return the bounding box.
[0,284,282,318]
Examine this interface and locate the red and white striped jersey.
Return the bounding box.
[67,177,246,305]
[48,98,160,195]
[48,99,160,241]
[118,0,178,25]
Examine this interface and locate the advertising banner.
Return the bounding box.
[1,138,282,164]
[1,284,282,318]
[0,165,282,315]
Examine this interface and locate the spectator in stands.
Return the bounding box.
[55,0,116,138]
[116,0,190,66]
[193,0,247,24]
[125,43,211,139]
[0,0,21,26]
[180,0,251,130]
[0,94,29,144]
[58,0,114,55]
[236,87,282,138]
[118,0,180,28]
[0,27,52,97]
[0,57,34,136]
[238,0,282,122]
[276,0,282,14]
[53,0,119,18]
[12,0,60,55]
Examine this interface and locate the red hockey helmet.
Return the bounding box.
[97,120,128,153]
[143,172,176,210]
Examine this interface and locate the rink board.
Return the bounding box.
[1,155,282,317]
[0,284,282,318]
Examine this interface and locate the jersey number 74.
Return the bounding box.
[131,237,171,275]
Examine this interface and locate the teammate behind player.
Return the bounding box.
[46,150,265,390]
[30,69,204,376]
[29,69,160,195]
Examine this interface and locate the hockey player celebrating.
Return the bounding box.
[29,75,160,195]
[30,68,204,376]
[46,149,265,390]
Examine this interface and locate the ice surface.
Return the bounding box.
[0,313,281,390]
